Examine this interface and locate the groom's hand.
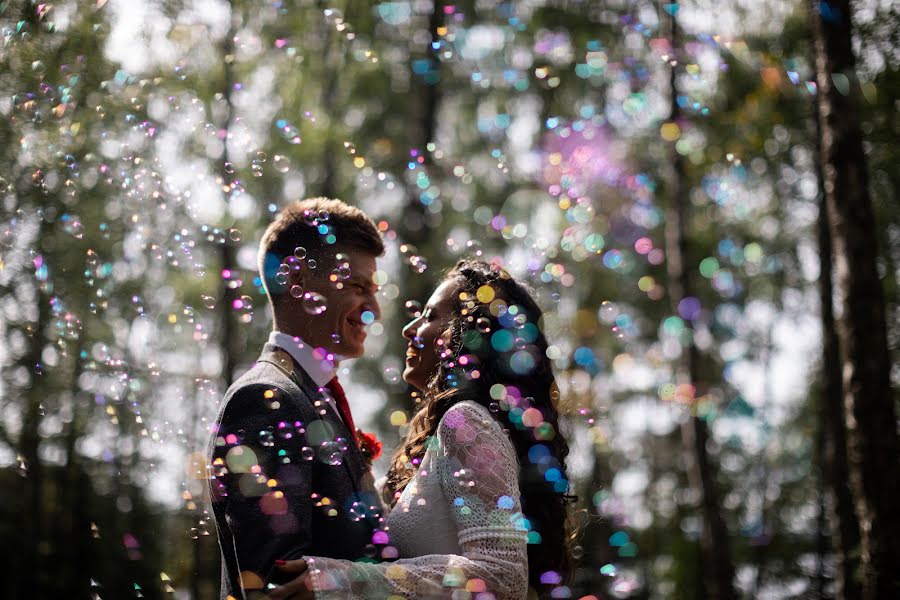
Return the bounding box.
[269,559,312,600]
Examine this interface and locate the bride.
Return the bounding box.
[271,260,574,600]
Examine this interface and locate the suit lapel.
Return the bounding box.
[256,344,368,489]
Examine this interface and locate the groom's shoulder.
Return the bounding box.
[219,354,312,417]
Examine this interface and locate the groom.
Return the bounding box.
[208,198,385,599]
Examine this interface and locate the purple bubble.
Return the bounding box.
[678,297,701,320]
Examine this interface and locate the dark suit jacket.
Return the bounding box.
[208,343,381,599]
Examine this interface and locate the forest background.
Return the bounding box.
[1,0,898,598]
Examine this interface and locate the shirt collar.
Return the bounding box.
[268,330,337,388]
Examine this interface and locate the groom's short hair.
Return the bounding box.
[258,197,385,305]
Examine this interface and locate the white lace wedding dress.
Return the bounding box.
[306,400,529,599]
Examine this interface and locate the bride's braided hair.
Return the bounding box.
[383,259,575,592]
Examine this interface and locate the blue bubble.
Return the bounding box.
[491,330,515,352]
[528,444,550,463]
[510,350,535,374]
[361,310,375,324]
[609,531,629,547]
[519,322,538,342]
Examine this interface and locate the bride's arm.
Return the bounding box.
[304,401,529,600]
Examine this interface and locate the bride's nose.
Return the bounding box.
[402,317,420,341]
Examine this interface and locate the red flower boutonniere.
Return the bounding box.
[357,430,383,462]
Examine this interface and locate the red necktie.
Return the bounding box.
[325,377,357,443]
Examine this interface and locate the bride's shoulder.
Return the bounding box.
[437,400,508,443]
[438,399,493,426]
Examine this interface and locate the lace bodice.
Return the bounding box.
[306,400,529,599]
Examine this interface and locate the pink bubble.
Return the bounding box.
[372,530,390,544]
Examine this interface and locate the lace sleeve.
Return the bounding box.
[306,401,528,600]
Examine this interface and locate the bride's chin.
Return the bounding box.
[401,369,423,391]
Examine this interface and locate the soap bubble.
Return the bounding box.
[383,367,401,384]
[302,292,327,315]
[273,154,291,173]
[318,441,343,465]
[405,300,423,318]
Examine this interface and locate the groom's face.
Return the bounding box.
[292,246,380,358]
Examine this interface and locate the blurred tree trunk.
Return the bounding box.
[199,4,242,598]
[422,0,444,169]
[809,1,900,598]
[813,91,862,599]
[317,0,350,199]
[219,2,240,388]
[19,210,52,599]
[663,8,734,599]
[401,0,444,247]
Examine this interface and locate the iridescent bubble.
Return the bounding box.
[224,162,235,174]
[475,317,491,333]
[598,301,618,323]
[234,295,254,323]
[61,214,83,239]
[0,225,14,247]
[251,161,264,177]
[294,246,307,259]
[307,259,317,269]
[302,292,327,315]
[318,441,343,465]
[383,367,401,384]
[300,446,315,461]
[466,240,484,257]
[255,151,268,163]
[411,256,428,273]
[398,243,418,258]
[193,263,207,278]
[277,119,302,144]
[273,154,291,173]
[228,228,241,241]
[330,333,342,346]
[259,430,275,447]
[290,284,303,298]
[302,210,318,226]
[411,335,425,350]
[405,300,423,318]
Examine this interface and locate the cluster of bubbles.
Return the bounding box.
[398,243,428,274]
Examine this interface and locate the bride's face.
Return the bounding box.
[401,279,460,391]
